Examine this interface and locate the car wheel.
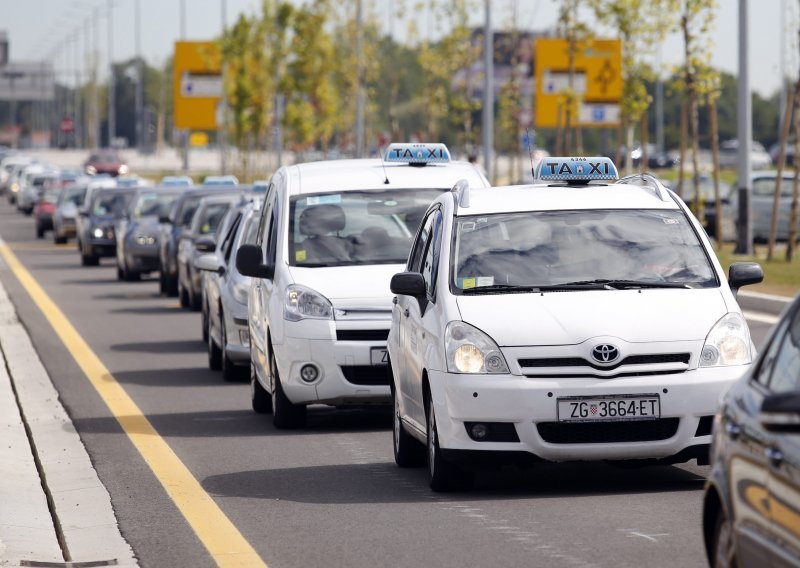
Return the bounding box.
[392,366,425,468]
[427,390,473,492]
[36,224,44,238]
[124,270,141,282]
[220,315,244,382]
[201,301,209,343]
[117,264,124,281]
[81,252,99,266]
[158,270,167,295]
[208,320,222,371]
[270,348,306,429]
[179,281,189,308]
[189,284,201,311]
[166,271,179,297]
[711,509,737,568]
[54,233,67,244]
[250,360,272,414]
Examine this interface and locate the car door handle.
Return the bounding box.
[403,308,410,317]
[725,421,742,440]
[766,447,784,468]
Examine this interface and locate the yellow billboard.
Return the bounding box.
[535,38,622,129]
[173,41,222,131]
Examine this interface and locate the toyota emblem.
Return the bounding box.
[591,344,620,364]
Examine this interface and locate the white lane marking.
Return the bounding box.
[619,529,671,543]
[743,310,780,325]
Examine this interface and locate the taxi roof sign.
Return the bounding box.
[384,143,451,165]
[536,157,619,182]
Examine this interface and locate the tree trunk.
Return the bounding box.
[678,99,687,198]
[769,85,795,260]
[625,124,634,176]
[788,86,800,261]
[689,92,703,225]
[555,100,564,156]
[710,99,723,248]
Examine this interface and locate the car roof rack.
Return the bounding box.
[617,173,671,202]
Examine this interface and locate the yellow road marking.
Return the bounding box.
[0,241,267,568]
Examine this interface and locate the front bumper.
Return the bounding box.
[272,324,390,406]
[428,365,748,463]
[125,243,160,272]
[86,237,117,258]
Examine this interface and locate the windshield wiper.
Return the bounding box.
[554,279,691,290]
[461,284,541,294]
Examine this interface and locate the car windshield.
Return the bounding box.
[177,196,204,227]
[452,209,717,293]
[132,192,179,219]
[196,202,231,235]
[289,188,443,267]
[91,153,120,163]
[91,191,133,217]
[61,185,87,206]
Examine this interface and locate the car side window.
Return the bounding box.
[766,308,800,394]
[265,195,281,266]
[420,210,443,298]
[221,214,243,264]
[255,184,274,247]
[408,212,436,272]
[752,317,789,387]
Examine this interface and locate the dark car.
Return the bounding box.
[176,193,240,310]
[703,293,800,567]
[84,150,128,177]
[158,187,240,297]
[34,185,62,238]
[115,186,183,281]
[76,187,136,265]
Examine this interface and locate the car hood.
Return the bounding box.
[455,288,729,346]
[287,264,401,308]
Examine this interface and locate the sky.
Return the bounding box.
[3,0,794,98]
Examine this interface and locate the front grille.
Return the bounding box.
[340,365,389,386]
[537,418,680,444]
[519,353,691,372]
[336,329,390,341]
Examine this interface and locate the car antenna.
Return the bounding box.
[526,127,537,180]
[378,145,390,184]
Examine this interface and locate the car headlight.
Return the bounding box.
[86,165,97,175]
[134,234,157,245]
[232,278,250,305]
[700,312,753,367]
[284,284,333,322]
[10,182,19,193]
[445,321,509,374]
[118,165,129,175]
[93,227,104,238]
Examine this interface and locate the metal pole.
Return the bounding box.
[779,0,787,130]
[355,0,365,158]
[482,0,494,182]
[220,0,227,174]
[74,29,82,148]
[108,0,115,147]
[93,7,100,148]
[135,0,143,152]
[656,46,664,151]
[735,0,753,254]
[180,0,189,171]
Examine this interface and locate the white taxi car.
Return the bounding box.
[236,143,489,428]
[388,157,765,491]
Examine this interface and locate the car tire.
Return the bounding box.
[711,509,737,568]
[208,322,222,371]
[81,252,99,266]
[270,349,306,429]
[189,284,201,311]
[427,390,473,492]
[201,300,209,343]
[117,264,124,281]
[124,269,141,282]
[36,224,44,238]
[392,365,426,468]
[158,270,167,295]
[251,360,272,414]
[179,281,190,308]
[54,233,67,244]
[166,271,179,297]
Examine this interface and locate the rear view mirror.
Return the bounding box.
[728,262,764,292]
[390,272,426,297]
[194,253,224,275]
[759,392,800,433]
[236,244,274,279]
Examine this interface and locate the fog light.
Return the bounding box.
[300,364,319,383]
[470,423,489,441]
[238,329,250,346]
[700,346,719,366]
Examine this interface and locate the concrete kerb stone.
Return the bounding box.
[737,290,796,317]
[0,274,138,567]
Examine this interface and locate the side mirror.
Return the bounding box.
[729,262,764,292]
[194,253,224,275]
[158,213,171,224]
[236,244,274,279]
[390,272,426,297]
[195,236,216,253]
[78,209,89,217]
[759,392,800,433]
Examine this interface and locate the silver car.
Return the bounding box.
[721,172,800,241]
[196,200,260,381]
[52,182,89,244]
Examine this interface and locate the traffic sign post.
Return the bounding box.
[534,38,622,129]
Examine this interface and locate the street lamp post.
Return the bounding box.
[735,0,753,254]
[108,0,115,148]
[482,0,494,182]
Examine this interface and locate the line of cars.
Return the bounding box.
[4,145,798,565]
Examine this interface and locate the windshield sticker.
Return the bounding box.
[461,222,476,232]
[477,276,494,287]
[306,194,342,205]
[296,250,307,262]
[459,277,476,289]
[663,218,679,225]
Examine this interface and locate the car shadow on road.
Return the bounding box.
[200,459,705,504]
[109,305,187,315]
[111,340,206,354]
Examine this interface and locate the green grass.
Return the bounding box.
[714,243,800,297]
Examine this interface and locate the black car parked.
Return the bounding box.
[703,293,800,567]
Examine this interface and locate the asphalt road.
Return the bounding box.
[0,199,775,568]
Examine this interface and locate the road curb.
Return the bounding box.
[0,275,138,567]
[737,290,795,316]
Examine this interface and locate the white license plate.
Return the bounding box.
[557,395,660,423]
[370,348,388,366]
